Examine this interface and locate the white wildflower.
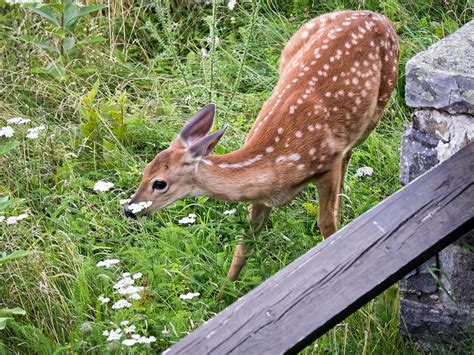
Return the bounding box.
[111,299,132,310]
[105,328,122,341]
[127,201,152,213]
[0,126,14,138]
[118,285,144,296]
[132,272,142,280]
[26,125,46,139]
[119,198,131,205]
[5,213,28,225]
[0,216,5,223]
[355,166,374,178]
[96,259,120,268]
[64,152,77,158]
[228,0,237,11]
[178,213,196,225]
[113,276,134,290]
[122,272,131,278]
[122,339,137,346]
[131,334,141,339]
[179,292,200,300]
[124,325,136,334]
[200,48,209,58]
[120,320,129,326]
[93,180,114,192]
[223,208,236,215]
[137,336,156,344]
[129,293,141,300]
[98,296,110,304]
[6,117,30,125]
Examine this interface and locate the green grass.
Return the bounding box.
[0,0,472,353]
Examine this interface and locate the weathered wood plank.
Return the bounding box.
[166,142,474,355]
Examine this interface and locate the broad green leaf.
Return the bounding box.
[0,197,25,211]
[0,250,30,265]
[0,141,18,156]
[64,3,106,32]
[0,308,26,316]
[0,317,11,330]
[23,4,60,27]
[64,37,76,52]
[78,4,107,18]
[19,35,59,54]
[63,2,80,32]
[44,58,66,82]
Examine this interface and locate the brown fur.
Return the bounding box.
[129,10,400,283]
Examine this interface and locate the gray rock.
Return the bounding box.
[399,298,474,345]
[412,108,474,161]
[399,125,438,185]
[439,231,474,305]
[399,257,438,296]
[406,20,474,114]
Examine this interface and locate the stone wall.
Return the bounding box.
[399,20,474,350]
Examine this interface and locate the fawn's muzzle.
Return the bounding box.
[124,206,137,219]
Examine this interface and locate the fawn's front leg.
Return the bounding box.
[225,203,272,282]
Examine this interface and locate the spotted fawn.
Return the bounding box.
[125,10,399,282]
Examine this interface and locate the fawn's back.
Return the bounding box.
[242,10,399,181]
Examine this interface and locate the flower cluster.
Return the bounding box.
[96,258,157,347]
[7,117,31,125]
[179,292,200,300]
[93,181,114,192]
[0,213,28,225]
[178,213,196,225]
[96,259,120,268]
[355,166,374,178]
[1,117,46,140]
[26,125,46,139]
[113,272,144,301]
[228,0,237,11]
[0,126,14,138]
[127,201,152,214]
[223,208,236,215]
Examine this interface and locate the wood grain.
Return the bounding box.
[165,142,474,355]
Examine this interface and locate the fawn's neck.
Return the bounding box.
[194,146,274,202]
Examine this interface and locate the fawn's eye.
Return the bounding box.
[152,180,167,191]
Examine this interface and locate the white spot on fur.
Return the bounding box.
[266,146,274,153]
[288,153,301,161]
[295,131,303,138]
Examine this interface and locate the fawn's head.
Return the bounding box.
[124,104,225,218]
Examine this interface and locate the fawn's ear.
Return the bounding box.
[187,127,226,160]
[178,104,216,146]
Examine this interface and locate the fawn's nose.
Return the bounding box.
[124,206,137,219]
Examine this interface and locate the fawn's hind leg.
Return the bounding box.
[315,158,344,238]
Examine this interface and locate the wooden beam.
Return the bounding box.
[165,142,474,355]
